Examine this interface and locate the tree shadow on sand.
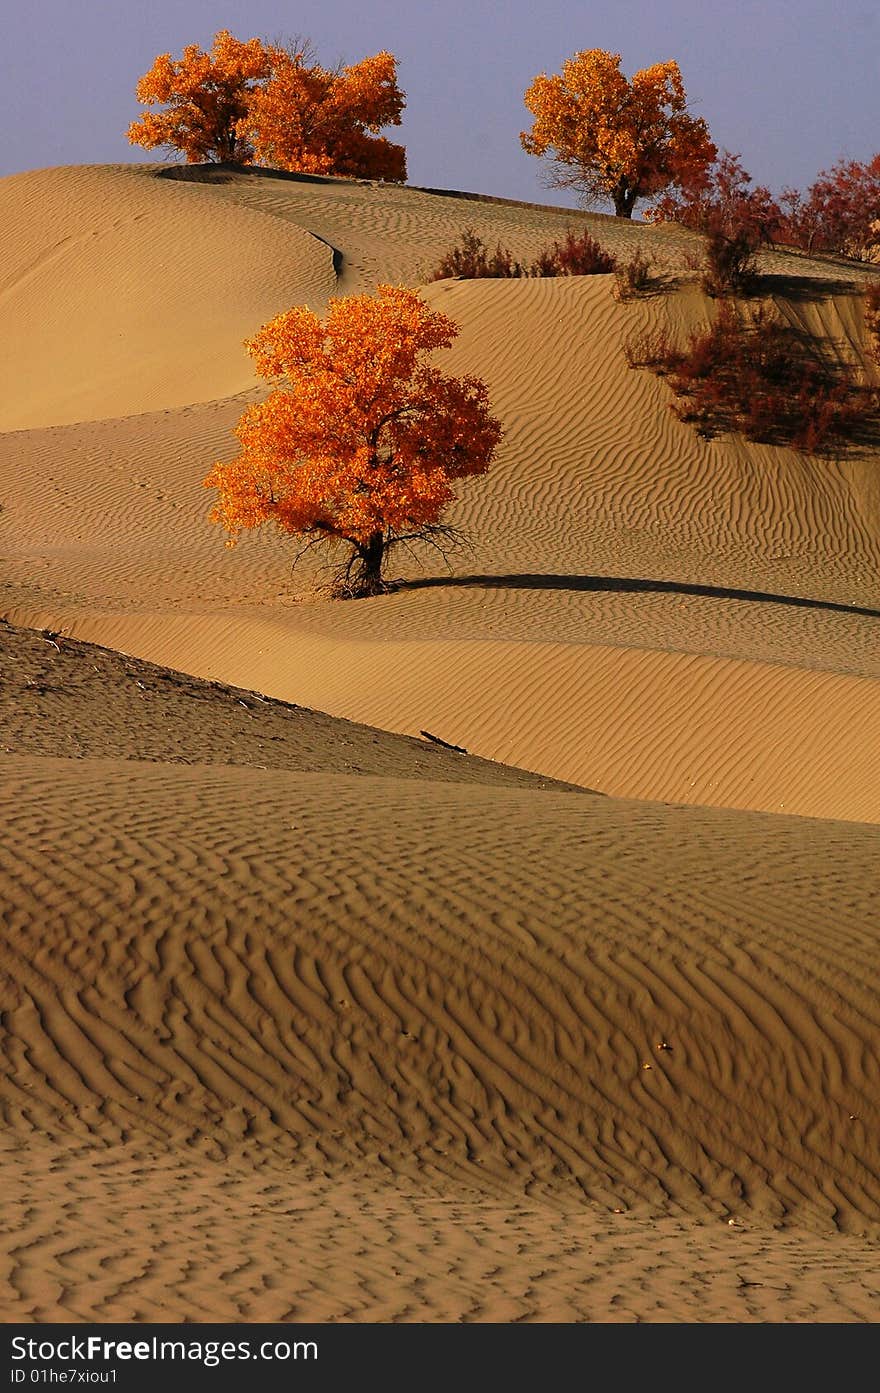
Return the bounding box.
[397,572,880,619]
[740,273,868,303]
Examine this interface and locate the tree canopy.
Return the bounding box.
[127,30,270,164]
[247,49,406,181]
[647,151,781,239]
[648,147,880,264]
[520,49,716,218]
[780,154,880,260]
[203,286,503,597]
[128,30,406,181]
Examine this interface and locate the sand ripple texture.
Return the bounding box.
[11,600,880,822]
[2,745,880,1319]
[3,163,880,1322]
[4,1146,880,1323]
[2,167,879,822]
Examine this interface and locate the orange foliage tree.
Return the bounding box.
[128,31,406,180]
[248,49,406,181]
[127,30,272,164]
[204,286,503,597]
[521,49,716,218]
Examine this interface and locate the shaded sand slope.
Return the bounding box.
[15,599,880,823]
[0,619,581,789]
[2,626,880,1320]
[5,753,880,1226]
[3,785,880,1315]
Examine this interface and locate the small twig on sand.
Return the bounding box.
[420,729,467,754]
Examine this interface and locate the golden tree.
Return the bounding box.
[204,287,503,597]
[128,31,406,179]
[127,29,271,164]
[521,49,716,217]
[248,49,406,181]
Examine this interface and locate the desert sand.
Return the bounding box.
[2,161,880,1322]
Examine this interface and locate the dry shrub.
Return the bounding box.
[701,226,761,296]
[627,303,877,452]
[431,228,524,279]
[531,229,617,276]
[431,227,616,281]
[623,323,678,370]
[866,282,880,365]
[613,249,656,299]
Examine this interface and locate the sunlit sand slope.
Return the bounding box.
[149,160,872,297]
[3,158,880,1321]
[0,165,336,429]
[2,239,878,819]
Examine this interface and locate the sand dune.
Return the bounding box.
[6,271,880,819]
[2,192,878,821]
[5,750,880,1221]
[0,166,335,429]
[3,628,880,1320]
[2,160,880,1321]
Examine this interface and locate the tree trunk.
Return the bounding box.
[612,181,637,218]
[337,530,387,598]
[358,531,385,592]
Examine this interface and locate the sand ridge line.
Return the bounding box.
[0,619,588,791]
[0,165,338,430]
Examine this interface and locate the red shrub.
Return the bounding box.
[865,282,880,365]
[701,226,762,296]
[648,150,781,293]
[780,155,880,260]
[613,249,656,299]
[431,228,524,279]
[627,303,877,451]
[530,229,616,276]
[431,227,617,282]
[650,152,781,236]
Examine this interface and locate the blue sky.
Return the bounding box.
[6,0,879,209]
